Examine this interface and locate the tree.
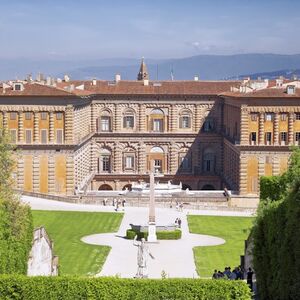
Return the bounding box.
[0,129,33,274]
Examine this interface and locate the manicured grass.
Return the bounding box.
[32,210,123,276]
[188,215,254,278]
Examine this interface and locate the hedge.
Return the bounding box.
[0,275,252,300]
[252,180,300,300]
[126,229,182,240]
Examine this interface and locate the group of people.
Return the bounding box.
[212,266,254,291]
[175,218,182,228]
[102,198,126,211]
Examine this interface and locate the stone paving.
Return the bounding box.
[21,195,254,278]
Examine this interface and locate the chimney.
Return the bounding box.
[143,79,149,86]
[194,76,199,81]
[46,76,51,86]
[286,85,296,95]
[276,78,283,88]
[92,78,97,86]
[69,84,75,92]
[115,74,121,82]
[37,73,44,82]
[64,74,70,82]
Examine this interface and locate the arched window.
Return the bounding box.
[98,148,111,173]
[150,146,164,173]
[98,110,112,132]
[179,109,192,129]
[150,108,164,132]
[123,109,135,129]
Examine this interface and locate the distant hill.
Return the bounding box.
[1,53,300,81]
[228,69,300,80]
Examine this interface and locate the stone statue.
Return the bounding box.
[133,235,154,278]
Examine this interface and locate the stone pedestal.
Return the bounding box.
[147,223,157,243]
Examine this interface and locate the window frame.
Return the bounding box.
[25,112,32,120]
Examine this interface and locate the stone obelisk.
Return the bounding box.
[147,170,157,242]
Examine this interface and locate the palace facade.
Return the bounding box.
[0,61,299,198]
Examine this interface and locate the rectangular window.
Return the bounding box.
[123,116,134,128]
[203,119,214,132]
[250,113,258,121]
[250,132,257,144]
[10,129,17,143]
[265,132,272,144]
[25,112,32,120]
[101,116,110,131]
[153,119,163,132]
[296,113,300,120]
[102,156,110,172]
[10,112,17,120]
[280,132,287,144]
[41,129,48,144]
[56,129,63,144]
[280,113,287,121]
[40,112,48,120]
[182,116,190,128]
[180,156,190,169]
[56,112,63,120]
[125,155,134,169]
[154,159,162,173]
[265,113,273,121]
[25,129,32,144]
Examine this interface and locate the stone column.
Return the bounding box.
[258,112,265,145]
[48,155,55,194]
[49,111,54,143]
[65,105,74,144]
[32,156,40,192]
[33,112,39,143]
[273,156,280,176]
[239,155,248,194]
[240,106,249,145]
[138,104,146,132]
[148,169,157,242]
[17,157,24,190]
[273,113,279,145]
[3,111,8,132]
[114,104,121,132]
[138,142,146,174]
[91,103,96,133]
[288,112,294,145]
[66,155,74,195]
[194,105,202,132]
[18,111,24,143]
[113,143,122,173]
[169,143,178,174]
[170,106,178,132]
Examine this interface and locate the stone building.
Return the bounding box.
[0,62,299,200]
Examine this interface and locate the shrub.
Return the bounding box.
[0,275,252,300]
[126,229,182,240]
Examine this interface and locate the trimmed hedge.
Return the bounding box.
[0,275,252,300]
[253,180,300,300]
[126,229,182,240]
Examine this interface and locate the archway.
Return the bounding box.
[122,184,132,191]
[201,184,215,190]
[182,184,192,190]
[98,184,113,190]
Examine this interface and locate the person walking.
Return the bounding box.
[178,218,182,228]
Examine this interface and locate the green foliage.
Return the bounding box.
[32,210,123,275]
[260,175,286,202]
[126,229,182,240]
[188,215,254,277]
[0,130,33,275]
[0,275,252,300]
[252,180,300,300]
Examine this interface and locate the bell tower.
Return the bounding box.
[137,57,149,81]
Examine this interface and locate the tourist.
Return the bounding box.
[175,218,178,225]
[212,269,218,279]
[229,268,237,280]
[179,202,183,212]
[178,218,182,228]
[175,201,179,211]
[122,199,126,208]
[223,267,231,278]
[247,267,254,291]
[217,271,224,279]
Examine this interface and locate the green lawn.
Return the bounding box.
[32,210,123,276]
[188,215,254,278]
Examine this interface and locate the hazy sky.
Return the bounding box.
[1,0,299,60]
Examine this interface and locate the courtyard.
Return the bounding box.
[24,196,254,278]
